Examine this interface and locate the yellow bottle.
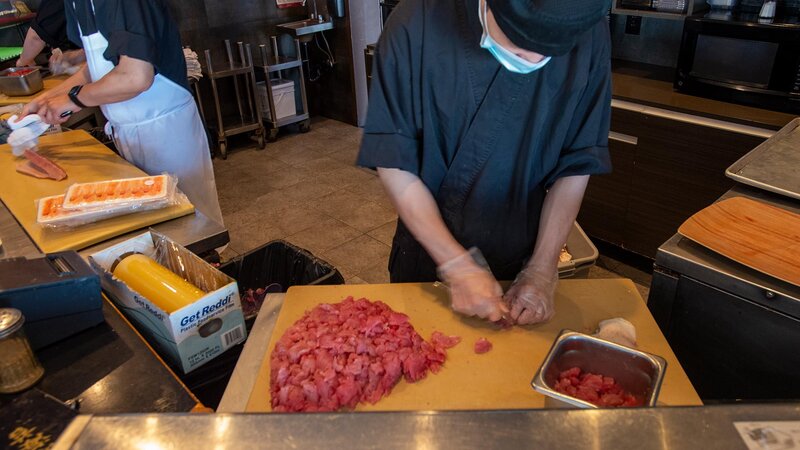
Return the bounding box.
[112,253,205,314]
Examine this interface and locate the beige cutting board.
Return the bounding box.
[0,130,194,253]
[679,197,800,287]
[245,280,702,412]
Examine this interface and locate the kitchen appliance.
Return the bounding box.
[675,10,800,113]
[619,0,655,9]
[532,330,667,408]
[649,187,800,400]
[0,252,104,349]
[0,251,103,350]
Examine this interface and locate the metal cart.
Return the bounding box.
[256,37,311,142]
[203,40,265,159]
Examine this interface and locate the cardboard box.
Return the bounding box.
[89,231,247,373]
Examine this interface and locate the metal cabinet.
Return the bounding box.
[652,273,800,399]
[578,102,769,258]
[648,186,800,401]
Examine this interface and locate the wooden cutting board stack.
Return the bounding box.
[679,196,800,287]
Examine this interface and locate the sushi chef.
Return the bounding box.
[16,0,81,68]
[358,0,612,325]
[23,0,224,226]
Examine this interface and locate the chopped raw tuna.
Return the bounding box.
[270,297,454,412]
[474,337,493,354]
[553,367,644,407]
[431,331,461,349]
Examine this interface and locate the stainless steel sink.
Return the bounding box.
[277,19,334,38]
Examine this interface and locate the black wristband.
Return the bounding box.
[68,84,88,108]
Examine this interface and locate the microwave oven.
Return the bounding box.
[675,13,800,113]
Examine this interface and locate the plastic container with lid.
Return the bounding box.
[0,308,45,393]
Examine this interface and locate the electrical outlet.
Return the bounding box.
[625,16,642,35]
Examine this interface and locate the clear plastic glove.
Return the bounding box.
[49,49,81,76]
[437,248,507,322]
[504,265,558,325]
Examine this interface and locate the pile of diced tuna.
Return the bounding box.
[553,367,644,407]
[270,297,462,412]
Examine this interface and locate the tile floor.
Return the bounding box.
[212,118,652,299]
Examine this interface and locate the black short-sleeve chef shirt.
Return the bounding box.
[65,0,189,91]
[30,0,76,50]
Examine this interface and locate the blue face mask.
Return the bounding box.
[479,0,551,74]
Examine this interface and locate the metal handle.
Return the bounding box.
[611,99,775,140]
[259,44,268,66]
[609,131,638,146]
[224,40,234,69]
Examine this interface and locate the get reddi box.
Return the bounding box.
[89,231,247,373]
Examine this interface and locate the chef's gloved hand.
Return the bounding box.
[504,264,558,325]
[48,49,81,76]
[437,248,507,322]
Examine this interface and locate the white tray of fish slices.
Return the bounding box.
[36,194,141,228]
[62,174,172,210]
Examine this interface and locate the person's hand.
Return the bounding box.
[48,49,65,74]
[437,248,507,322]
[504,264,558,325]
[37,94,80,125]
[21,96,44,116]
[50,49,85,75]
[16,58,33,67]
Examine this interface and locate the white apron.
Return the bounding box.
[77,10,224,226]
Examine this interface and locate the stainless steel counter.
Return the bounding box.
[53,404,800,450]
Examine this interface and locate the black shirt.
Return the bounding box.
[357,0,612,281]
[65,0,189,91]
[30,0,76,50]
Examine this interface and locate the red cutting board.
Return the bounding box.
[679,196,800,287]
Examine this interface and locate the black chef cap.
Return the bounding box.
[487,0,611,56]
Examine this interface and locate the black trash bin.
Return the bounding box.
[180,240,344,409]
[219,240,344,318]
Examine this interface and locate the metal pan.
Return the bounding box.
[532,330,667,408]
[726,118,800,201]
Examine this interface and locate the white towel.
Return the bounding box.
[184,47,203,81]
[594,318,637,348]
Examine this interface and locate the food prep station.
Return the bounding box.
[4,122,800,448]
[0,128,229,419]
[3,3,800,446]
